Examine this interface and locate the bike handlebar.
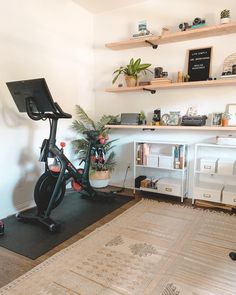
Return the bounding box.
[25,97,72,121]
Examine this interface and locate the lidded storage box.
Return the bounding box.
[156,178,181,196]
[217,159,235,175]
[222,185,236,206]
[146,154,159,167]
[194,183,223,203]
[200,158,218,173]
[158,154,173,169]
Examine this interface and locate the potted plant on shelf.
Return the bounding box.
[71,105,117,188]
[112,58,152,87]
[220,9,230,24]
[222,112,231,126]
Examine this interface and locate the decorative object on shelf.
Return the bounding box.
[192,17,206,29]
[154,67,163,78]
[184,74,190,82]
[187,47,212,81]
[177,71,183,82]
[132,20,153,38]
[160,113,170,126]
[139,111,146,125]
[221,52,236,78]
[186,105,198,116]
[161,27,170,36]
[168,111,181,126]
[179,22,191,31]
[181,115,207,126]
[226,104,236,126]
[212,112,223,126]
[221,112,231,127]
[178,17,205,31]
[112,58,152,87]
[71,105,117,188]
[138,81,151,86]
[152,109,161,125]
[220,9,230,24]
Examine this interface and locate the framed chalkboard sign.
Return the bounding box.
[187,47,212,81]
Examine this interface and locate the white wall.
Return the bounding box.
[93,0,236,190]
[0,0,94,218]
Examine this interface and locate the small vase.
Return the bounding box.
[222,118,229,127]
[125,76,137,87]
[221,17,230,24]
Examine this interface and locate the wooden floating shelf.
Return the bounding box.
[105,125,236,131]
[106,78,236,93]
[105,21,236,50]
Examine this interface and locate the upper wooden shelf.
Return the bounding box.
[106,125,236,131]
[106,78,236,93]
[105,21,236,50]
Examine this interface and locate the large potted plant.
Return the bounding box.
[112,58,152,87]
[71,105,117,188]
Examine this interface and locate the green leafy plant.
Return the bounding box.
[112,58,152,84]
[221,9,230,19]
[222,111,231,119]
[71,105,117,172]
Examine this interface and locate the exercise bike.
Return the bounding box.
[7,78,114,232]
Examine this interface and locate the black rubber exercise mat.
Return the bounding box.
[0,191,132,259]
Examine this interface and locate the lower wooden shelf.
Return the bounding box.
[106,124,236,131]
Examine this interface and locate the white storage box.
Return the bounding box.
[216,136,236,146]
[194,183,223,202]
[200,158,218,173]
[222,185,236,206]
[146,154,159,167]
[158,154,173,169]
[157,178,181,196]
[217,159,235,175]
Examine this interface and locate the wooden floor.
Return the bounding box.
[0,188,234,288]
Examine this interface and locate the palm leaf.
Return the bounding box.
[75,105,96,130]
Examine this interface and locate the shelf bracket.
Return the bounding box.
[143,88,156,94]
[145,40,158,49]
[142,128,155,131]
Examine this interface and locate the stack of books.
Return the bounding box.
[151,78,172,85]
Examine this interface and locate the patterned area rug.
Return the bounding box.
[1,199,236,295]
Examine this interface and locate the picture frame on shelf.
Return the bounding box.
[226,104,236,126]
[212,112,222,126]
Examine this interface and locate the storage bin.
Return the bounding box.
[156,178,181,196]
[146,154,159,167]
[222,185,236,206]
[217,159,235,175]
[158,154,173,169]
[194,183,223,202]
[200,158,218,173]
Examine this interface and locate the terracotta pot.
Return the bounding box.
[89,170,111,188]
[125,75,137,87]
[222,118,229,127]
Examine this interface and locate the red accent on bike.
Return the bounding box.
[60,142,66,148]
[71,180,82,192]
[49,165,61,173]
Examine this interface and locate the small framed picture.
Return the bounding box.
[227,104,236,126]
[212,113,222,126]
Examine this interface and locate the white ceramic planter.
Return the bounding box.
[89,170,111,188]
[221,17,230,24]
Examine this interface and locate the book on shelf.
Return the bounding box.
[136,143,150,165]
[151,78,172,84]
[172,144,185,169]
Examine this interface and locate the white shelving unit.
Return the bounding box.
[193,143,236,205]
[133,141,189,202]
